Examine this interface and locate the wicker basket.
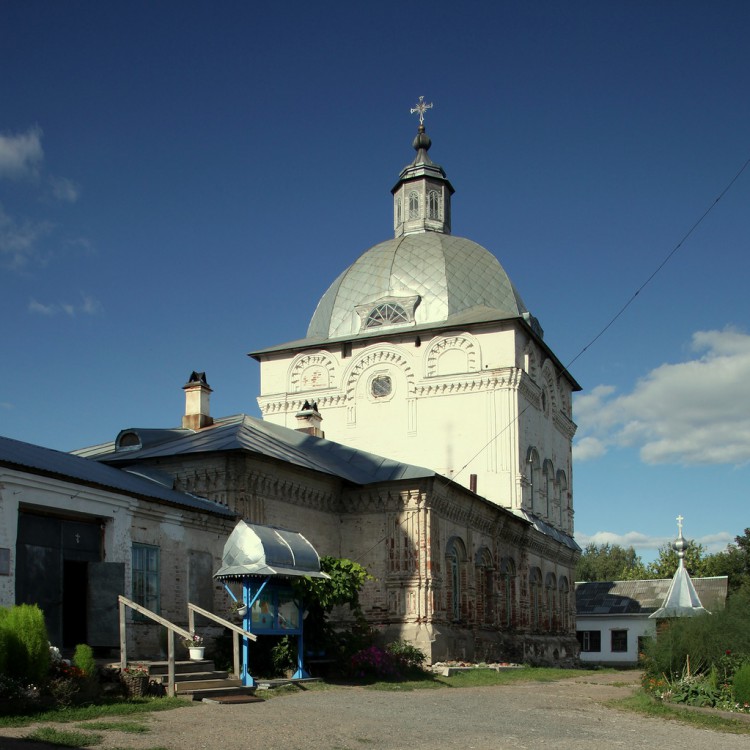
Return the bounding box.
[121,673,149,697]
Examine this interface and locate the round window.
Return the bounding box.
[371,375,392,398]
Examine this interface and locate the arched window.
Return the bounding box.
[475,547,494,625]
[408,191,420,219]
[446,538,466,621]
[499,557,516,628]
[428,190,440,219]
[526,448,540,513]
[396,198,402,225]
[543,460,554,520]
[365,302,409,329]
[529,567,542,630]
[545,572,557,630]
[558,577,570,631]
[557,470,568,528]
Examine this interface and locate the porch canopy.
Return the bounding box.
[214,520,329,580]
[213,520,329,686]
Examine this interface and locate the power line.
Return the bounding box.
[451,153,750,485]
[356,153,750,561]
[563,154,750,375]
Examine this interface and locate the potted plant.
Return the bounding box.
[230,599,248,618]
[121,663,149,696]
[182,633,205,660]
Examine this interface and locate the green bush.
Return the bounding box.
[271,636,297,676]
[73,644,97,677]
[0,609,10,675]
[733,662,750,705]
[386,640,427,672]
[0,604,50,683]
[643,591,750,680]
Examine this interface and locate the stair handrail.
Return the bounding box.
[187,602,257,681]
[118,594,192,697]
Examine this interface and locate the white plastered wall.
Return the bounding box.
[257,322,576,533]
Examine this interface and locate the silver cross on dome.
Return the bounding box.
[410,96,433,125]
[676,514,684,535]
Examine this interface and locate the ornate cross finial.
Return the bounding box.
[676,514,684,535]
[410,95,433,126]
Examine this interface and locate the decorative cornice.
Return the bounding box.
[553,411,577,439]
[414,368,520,397]
[258,392,346,416]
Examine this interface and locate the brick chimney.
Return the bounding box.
[182,371,213,430]
[295,400,324,438]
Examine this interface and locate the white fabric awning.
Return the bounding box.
[214,520,329,580]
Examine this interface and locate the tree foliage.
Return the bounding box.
[575,543,646,581]
[291,556,372,614]
[577,529,750,596]
[646,539,711,579]
[704,528,750,594]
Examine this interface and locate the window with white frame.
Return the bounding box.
[132,543,160,615]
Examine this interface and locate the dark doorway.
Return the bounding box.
[16,509,123,649]
[63,560,88,647]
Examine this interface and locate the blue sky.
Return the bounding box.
[2,1,748,563]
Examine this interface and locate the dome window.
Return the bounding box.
[365,302,409,329]
[354,294,420,332]
[428,190,440,219]
[408,191,420,219]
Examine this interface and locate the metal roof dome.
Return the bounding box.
[307,232,529,340]
[308,103,533,341]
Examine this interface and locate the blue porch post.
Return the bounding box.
[292,599,310,679]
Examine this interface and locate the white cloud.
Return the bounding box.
[572,435,607,461]
[28,299,57,315]
[0,126,44,179]
[28,294,103,317]
[575,529,672,551]
[575,529,735,556]
[0,204,53,269]
[80,294,102,315]
[0,402,12,410]
[574,329,750,466]
[49,176,80,203]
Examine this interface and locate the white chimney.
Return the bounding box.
[295,400,324,438]
[182,371,213,430]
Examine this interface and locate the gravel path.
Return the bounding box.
[2,671,749,750]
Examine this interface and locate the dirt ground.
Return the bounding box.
[2,670,749,750]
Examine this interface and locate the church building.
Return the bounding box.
[75,104,581,665]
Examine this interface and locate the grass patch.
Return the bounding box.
[611,690,750,735]
[260,681,338,699]
[0,697,190,728]
[77,719,151,733]
[364,667,607,691]
[26,727,104,747]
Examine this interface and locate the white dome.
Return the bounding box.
[307,232,529,340]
